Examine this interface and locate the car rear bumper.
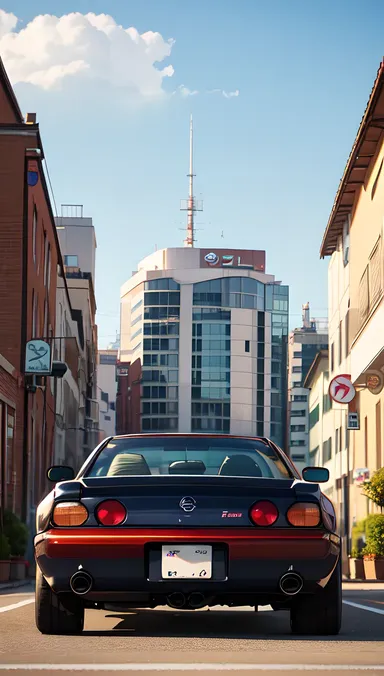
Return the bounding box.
[35,527,340,602]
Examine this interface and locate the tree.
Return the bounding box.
[362,467,384,511]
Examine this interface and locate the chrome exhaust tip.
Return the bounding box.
[279,572,303,596]
[188,592,206,609]
[166,592,186,609]
[70,571,93,595]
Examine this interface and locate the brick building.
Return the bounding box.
[0,58,63,523]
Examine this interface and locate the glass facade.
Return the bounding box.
[191,278,289,446]
[141,279,180,432]
[266,283,289,449]
[191,308,231,432]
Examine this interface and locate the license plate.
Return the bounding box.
[161,545,212,579]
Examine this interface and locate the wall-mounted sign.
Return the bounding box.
[116,366,129,377]
[347,412,359,430]
[353,468,370,485]
[366,371,384,395]
[25,339,52,375]
[200,249,265,272]
[329,374,356,404]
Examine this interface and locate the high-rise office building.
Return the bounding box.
[118,247,289,448]
[287,303,328,470]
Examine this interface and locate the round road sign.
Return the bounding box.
[328,374,355,404]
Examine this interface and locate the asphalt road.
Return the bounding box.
[0,583,384,675]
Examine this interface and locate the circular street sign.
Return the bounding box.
[366,371,384,395]
[328,374,356,404]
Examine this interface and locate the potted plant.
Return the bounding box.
[0,533,11,583]
[349,547,365,580]
[3,510,28,581]
[362,515,384,580]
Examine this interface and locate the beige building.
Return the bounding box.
[320,61,384,532]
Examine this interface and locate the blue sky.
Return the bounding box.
[2,0,384,347]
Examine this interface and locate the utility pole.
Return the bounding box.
[181,115,203,247]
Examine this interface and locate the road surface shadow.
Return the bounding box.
[83,606,384,641]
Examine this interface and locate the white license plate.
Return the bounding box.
[161,545,212,579]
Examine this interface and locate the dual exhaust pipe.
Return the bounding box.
[69,571,303,600]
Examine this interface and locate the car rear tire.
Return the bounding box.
[290,561,342,636]
[35,568,84,635]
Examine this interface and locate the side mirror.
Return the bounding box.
[47,465,75,482]
[302,466,329,483]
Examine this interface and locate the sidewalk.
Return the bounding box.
[0,579,34,593]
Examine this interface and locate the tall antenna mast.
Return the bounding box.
[181,114,203,247]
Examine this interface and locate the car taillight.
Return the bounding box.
[250,500,279,526]
[53,502,88,527]
[287,502,321,527]
[96,500,126,526]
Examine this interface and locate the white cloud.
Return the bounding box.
[208,88,240,98]
[0,9,175,96]
[0,8,17,38]
[177,84,199,98]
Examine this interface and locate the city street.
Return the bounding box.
[0,583,383,674]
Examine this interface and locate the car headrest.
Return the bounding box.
[107,453,151,476]
[218,454,263,478]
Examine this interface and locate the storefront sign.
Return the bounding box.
[353,468,370,485]
[116,365,129,377]
[25,339,52,375]
[200,249,265,272]
[329,374,356,404]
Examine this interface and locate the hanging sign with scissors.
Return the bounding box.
[25,339,52,375]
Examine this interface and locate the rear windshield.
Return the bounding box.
[85,436,293,479]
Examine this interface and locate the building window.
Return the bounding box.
[293,394,307,402]
[342,217,350,267]
[291,440,305,447]
[64,255,78,267]
[32,207,37,264]
[359,267,370,327]
[309,405,319,429]
[291,424,305,433]
[104,415,111,421]
[145,278,180,290]
[323,437,332,462]
[345,310,349,356]
[292,366,301,373]
[291,454,305,462]
[245,340,250,353]
[330,343,334,372]
[291,409,306,417]
[339,321,343,365]
[323,393,332,413]
[99,353,117,366]
[369,237,382,309]
[293,351,301,359]
[6,411,15,486]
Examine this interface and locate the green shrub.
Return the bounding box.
[350,546,363,559]
[3,510,28,557]
[0,533,11,560]
[362,514,384,559]
[362,467,384,510]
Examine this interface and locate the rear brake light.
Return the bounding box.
[250,500,279,526]
[287,502,321,527]
[53,502,88,527]
[96,500,126,526]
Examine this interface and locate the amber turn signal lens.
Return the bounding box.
[53,502,88,527]
[287,502,321,527]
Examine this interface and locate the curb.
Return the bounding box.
[0,579,33,593]
[343,578,384,583]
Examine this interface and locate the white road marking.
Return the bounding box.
[0,666,383,672]
[343,600,384,616]
[0,599,34,614]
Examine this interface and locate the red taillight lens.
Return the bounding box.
[287,502,321,527]
[96,500,126,526]
[250,500,279,526]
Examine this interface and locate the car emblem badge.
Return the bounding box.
[179,496,196,512]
